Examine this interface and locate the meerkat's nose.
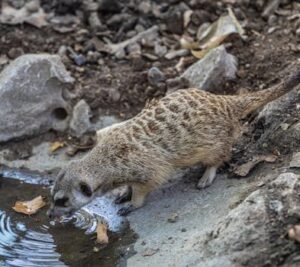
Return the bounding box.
[47,209,54,219]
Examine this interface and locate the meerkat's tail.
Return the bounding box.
[237,70,300,118]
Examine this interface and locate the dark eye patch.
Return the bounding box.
[80,182,92,197]
[55,197,68,207]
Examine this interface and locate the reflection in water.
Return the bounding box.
[0,211,66,267]
[59,197,128,233]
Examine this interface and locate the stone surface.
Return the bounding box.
[127,171,300,267]
[0,54,74,142]
[0,142,83,172]
[127,172,253,267]
[290,152,300,168]
[254,88,300,154]
[182,45,237,92]
[69,99,92,138]
[0,117,121,172]
[147,67,166,87]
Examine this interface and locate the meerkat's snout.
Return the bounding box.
[47,194,72,219]
[48,166,95,219]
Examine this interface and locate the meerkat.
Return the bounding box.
[47,70,300,218]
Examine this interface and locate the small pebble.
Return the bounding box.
[7,47,24,59]
[147,67,166,87]
[93,247,100,252]
[73,54,87,66]
[167,213,178,223]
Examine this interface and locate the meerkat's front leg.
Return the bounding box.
[115,185,132,204]
[197,166,218,189]
[117,184,152,216]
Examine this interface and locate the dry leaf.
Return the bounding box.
[233,154,278,177]
[191,35,228,59]
[96,222,109,244]
[50,141,65,152]
[180,36,199,50]
[227,7,245,36]
[183,10,193,28]
[12,196,46,215]
[263,154,277,163]
[288,225,300,242]
[141,248,159,257]
[190,8,245,59]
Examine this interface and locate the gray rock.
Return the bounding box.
[154,42,167,57]
[8,0,26,9]
[257,90,299,126]
[69,99,92,138]
[73,54,87,66]
[98,0,121,12]
[0,54,74,142]
[138,1,152,14]
[147,67,166,87]
[202,189,268,266]
[290,152,300,168]
[164,3,190,35]
[182,45,237,92]
[262,0,281,19]
[254,86,300,153]
[7,47,24,59]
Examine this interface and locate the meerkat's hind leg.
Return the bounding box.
[115,185,132,204]
[197,165,218,190]
[118,184,152,216]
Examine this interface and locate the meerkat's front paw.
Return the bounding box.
[196,179,212,190]
[197,166,218,190]
[117,204,134,216]
[115,187,132,204]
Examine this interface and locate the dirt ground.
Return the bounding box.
[0,1,300,154]
[1,0,300,266]
[1,0,300,156]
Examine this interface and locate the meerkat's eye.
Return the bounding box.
[55,197,69,207]
[79,182,93,197]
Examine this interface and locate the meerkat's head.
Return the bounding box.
[47,161,105,219]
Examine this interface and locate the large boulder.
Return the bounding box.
[0,54,74,142]
[182,45,237,92]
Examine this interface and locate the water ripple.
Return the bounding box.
[0,211,66,267]
[0,166,50,185]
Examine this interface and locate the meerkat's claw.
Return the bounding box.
[115,187,133,204]
[118,204,134,216]
[196,179,212,190]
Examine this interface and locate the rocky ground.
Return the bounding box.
[1,0,300,266]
